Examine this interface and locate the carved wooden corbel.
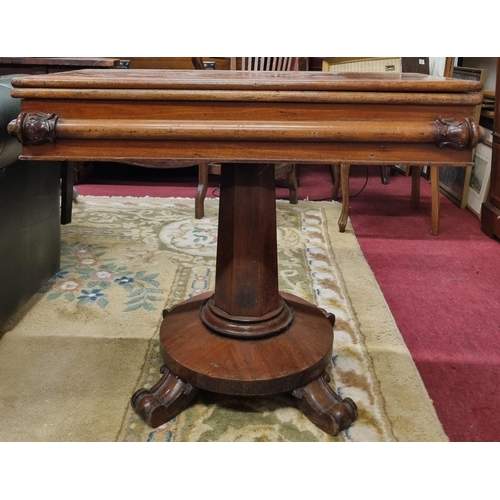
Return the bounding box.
[434,117,485,150]
[8,111,58,145]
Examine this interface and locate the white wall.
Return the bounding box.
[429,57,447,76]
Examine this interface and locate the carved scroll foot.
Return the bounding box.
[131,365,199,428]
[319,308,336,328]
[291,372,358,436]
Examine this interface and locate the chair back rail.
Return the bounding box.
[232,57,297,71]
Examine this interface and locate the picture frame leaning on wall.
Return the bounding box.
[467,141,493,218]
[439,66,487,209]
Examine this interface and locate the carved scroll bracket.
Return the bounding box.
[434,117,486,150]
[8,111,59,146]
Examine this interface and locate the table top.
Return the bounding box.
[9,69,485,167]
[10,69,483,94]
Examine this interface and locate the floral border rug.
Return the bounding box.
[0,196,447,442]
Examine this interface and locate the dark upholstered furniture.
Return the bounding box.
[0,75,61,329]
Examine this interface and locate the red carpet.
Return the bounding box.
[75,162,500,441]
[347,167,500,442]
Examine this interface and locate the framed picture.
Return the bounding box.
[438,164,472,209]
[393,164,409,175]
[467,142,492,218]
[439,66,487,209]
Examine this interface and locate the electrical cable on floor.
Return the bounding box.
[344,165,370,199]
[314,165,370,202]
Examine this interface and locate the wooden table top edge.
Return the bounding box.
[9,69,484,93]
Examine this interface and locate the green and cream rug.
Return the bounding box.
[0,196,447,441]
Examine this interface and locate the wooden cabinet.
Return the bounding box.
[0,57,126,76]
[481,58,500,239]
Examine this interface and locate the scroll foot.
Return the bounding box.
[131,365,199,428]
[319,308,336,328]
[291,372,357,436]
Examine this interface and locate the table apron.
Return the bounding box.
[19,139,475,166]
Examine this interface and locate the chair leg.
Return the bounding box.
[410,165,421,209]
[287,165,298,204]
[331,164,341,200]
[380,166,389,185]
[338,163,350,232]
[430,165,440,236]
[195,162,209,219]
[60,161,76,225]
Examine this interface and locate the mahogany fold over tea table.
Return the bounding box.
[8,70,485,435]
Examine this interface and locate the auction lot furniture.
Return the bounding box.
[8,69,485,435]
[0,75,60,329]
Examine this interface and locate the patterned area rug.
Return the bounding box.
[0,196,447,441]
